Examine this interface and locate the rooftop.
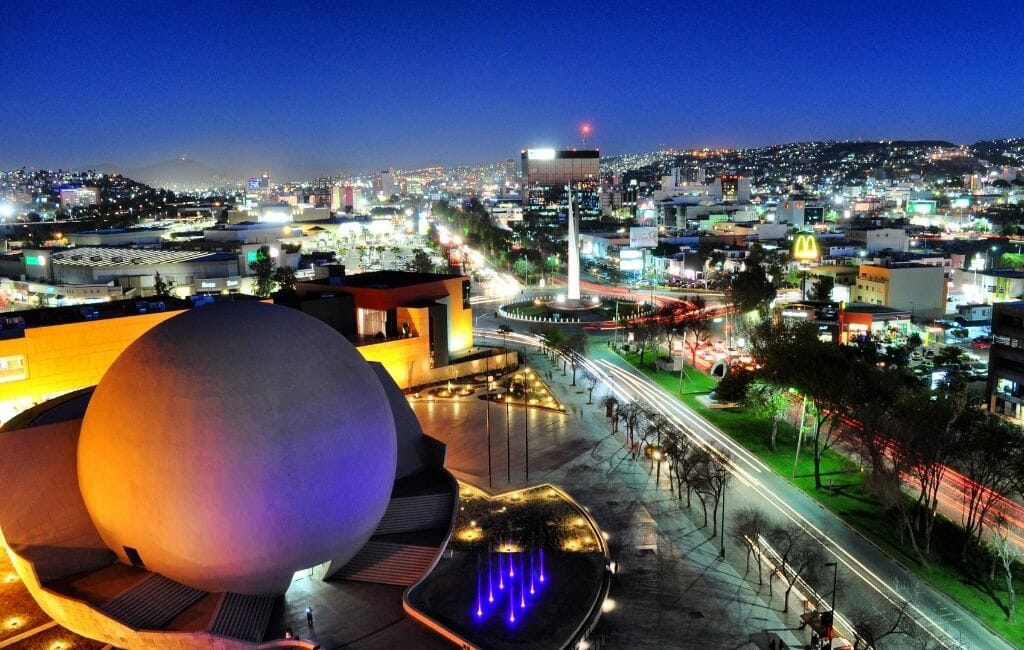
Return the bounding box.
[52,247,236,266]
[333,270,464,290]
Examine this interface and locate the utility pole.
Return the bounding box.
[792,394,807,478]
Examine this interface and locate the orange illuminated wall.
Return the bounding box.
[0,310,185,422]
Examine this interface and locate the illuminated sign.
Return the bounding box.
[906,200,936,215]
[792,234,819,261]
[246,250,258,264]
[526,148,556,160]
[952,197,972,209]
[24,255,46,266]
[0,355,27,383]
[629,226,658,249]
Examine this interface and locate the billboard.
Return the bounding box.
[629,226,658,249]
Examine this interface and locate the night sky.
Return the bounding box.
[2,0,1023,174]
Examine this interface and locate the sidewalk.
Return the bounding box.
[414,342,818,649]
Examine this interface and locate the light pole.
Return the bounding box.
[506,394,512,484]
[485,388,493,488]
[825,561,838,648]
[719,481,726,558]
[524,403,529,482]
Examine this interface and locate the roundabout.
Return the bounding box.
[498,294,654,325]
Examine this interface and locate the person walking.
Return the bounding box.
[306,606,314,628]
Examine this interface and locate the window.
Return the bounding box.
[0,355,27,383]
[123,546,145,567]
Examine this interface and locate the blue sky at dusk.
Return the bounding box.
[2,0,1023,175]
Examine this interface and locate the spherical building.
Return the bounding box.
[77,301,398,595]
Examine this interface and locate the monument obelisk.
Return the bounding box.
[567,181,581,301]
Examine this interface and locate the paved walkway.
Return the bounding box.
[412,345,818,649]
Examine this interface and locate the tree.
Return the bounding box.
[581,370,598,404]
[733,507,770,584]
[744,380,790,452]
[807,275,835,301]
[956,411,1024,558]
[850,593,920,650]
[988,517,1022,622]
[617,401,645,449]
[630,319,661,367]
[731,260,776,315]
[249,245,277,297]
[273,266,297,292]
[564,332,589,385]
[408,249,436,273]
[765,525,826,613]
[153,271,172,297]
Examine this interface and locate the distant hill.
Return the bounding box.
[125,158,238,189]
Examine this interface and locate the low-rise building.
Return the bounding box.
[987,301,1024,423]
[852,262,946,318]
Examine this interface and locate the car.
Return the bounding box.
[971,340,991,349]
[911,350,923,361]
[924,348,937,359]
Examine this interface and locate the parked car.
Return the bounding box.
[971,339,992,349]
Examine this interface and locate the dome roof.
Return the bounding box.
[77,301,397,595]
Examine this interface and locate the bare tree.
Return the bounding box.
[765,525,826,613]
[733,507,770,584]
[565,331,589,385]
[617,401,646,451]
[850,591,922,650]
[581,369,598,404]
[957,411,1024,558]
[988,516,1022,622]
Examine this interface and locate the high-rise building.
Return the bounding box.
[520,149,600,218]
[711,174,751,203]
[59,187,100,208]
[378,168,399,199]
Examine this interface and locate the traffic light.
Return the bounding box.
[820,610,834,636]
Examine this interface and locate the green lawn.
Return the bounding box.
[619,351,1024,647]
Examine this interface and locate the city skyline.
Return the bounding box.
[3,0,1024,174]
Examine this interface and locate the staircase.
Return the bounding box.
[208,592,277,643]
[100,573,206,630]
[331,540,440,586]
[373,491,453,535]
[332,470,457,586]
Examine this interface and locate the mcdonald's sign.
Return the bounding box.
[792,234,819,261]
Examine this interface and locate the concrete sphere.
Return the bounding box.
[77,302,398,595]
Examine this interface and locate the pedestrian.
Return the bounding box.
[285,628,293,639]
[306,606,313,628]
[811,632,819,648]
